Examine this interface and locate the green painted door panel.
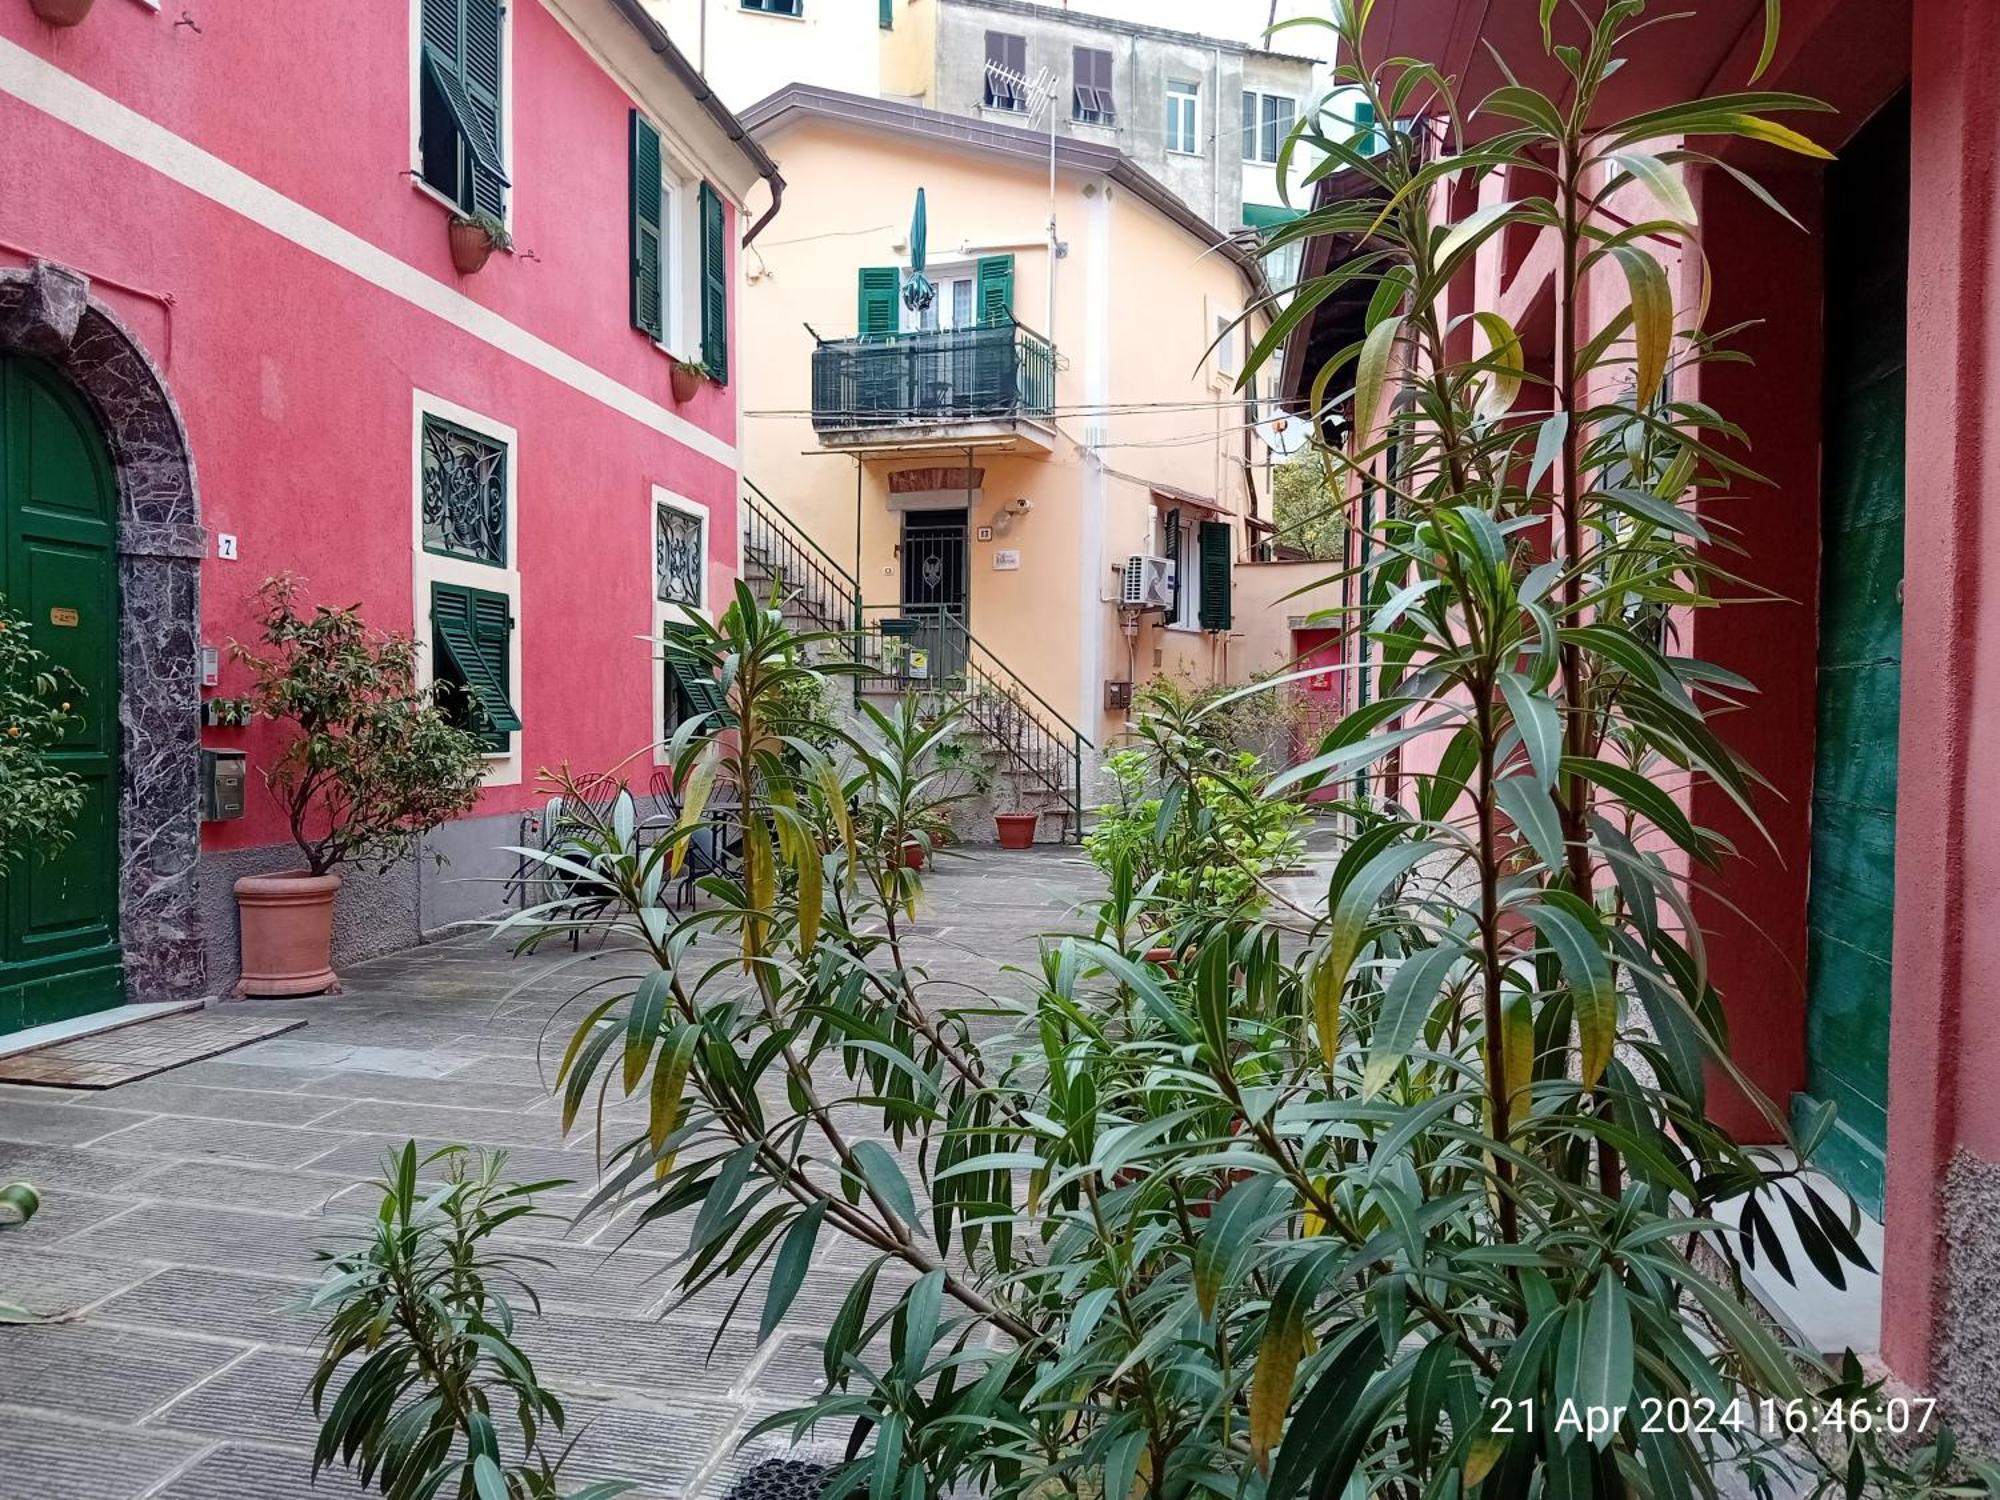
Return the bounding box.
[1798,96,1907,1215]
[0,356,124,1034]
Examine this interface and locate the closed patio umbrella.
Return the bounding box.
[902,187,936,313]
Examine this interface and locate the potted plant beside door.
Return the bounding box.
[226,576,486,997]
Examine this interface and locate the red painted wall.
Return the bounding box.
[0,3,740,850]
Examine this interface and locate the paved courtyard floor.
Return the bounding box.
[0,847,1107,1500]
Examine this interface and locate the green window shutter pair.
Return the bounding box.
[421,0,508,214]
[699,182,729,382]
[1197,520,1233,632]
[857,267,900,335]
[432,581,520,751]
[975,254,1015,326]
[629,112,664,340]
[663,627,731,731]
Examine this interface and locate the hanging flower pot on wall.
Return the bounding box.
[29,0,97,25]
[447,212,510,276]
[669,359,707,405]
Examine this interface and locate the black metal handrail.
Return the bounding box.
[810,322,1056,430]
[741,479,861,637]
[854,606,1086,837]
[741,486,1087,842]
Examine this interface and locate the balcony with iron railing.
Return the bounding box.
[809,322,1058,452]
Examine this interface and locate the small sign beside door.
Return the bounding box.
[992,549,1020,571]
[48,606,79,628]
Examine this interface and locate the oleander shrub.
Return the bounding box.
[486,6,1988,1496]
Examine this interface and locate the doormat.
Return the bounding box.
[0,1014,307,1089]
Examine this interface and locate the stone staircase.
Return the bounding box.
[739,482,1087,842]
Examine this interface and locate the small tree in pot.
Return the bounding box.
[227,575,486,997]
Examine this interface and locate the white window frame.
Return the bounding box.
[1155,506,1203,633]
[411,390,521,786]
[652,135,706,363]
[652,486,713,764]
[1242,90,1295,166]
[407,0,517,229]
[900,262,978,334]
[1165,81,1200,157]
[1211,303,1241,390]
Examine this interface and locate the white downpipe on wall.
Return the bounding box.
[1079,179,1112,740]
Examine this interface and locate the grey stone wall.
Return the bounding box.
[933,0,1312,234]
[1935,1150,2000,1451]
[196,808,526,991]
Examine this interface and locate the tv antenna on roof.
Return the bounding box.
[982,60,1064,340]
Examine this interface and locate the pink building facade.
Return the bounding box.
[0,0,778,1026]
[1281,0,2000,1441]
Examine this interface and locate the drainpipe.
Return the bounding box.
[1210,44,1223,230]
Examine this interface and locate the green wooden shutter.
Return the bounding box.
[857,268,900,335]
[1197,520,1232,631]
[699,181,728,383]
[629,112,663,340]
[975,254,1015,326]
[461,0,506,216]
[664,628,732,729]
[880,0,893,27]
[432,581,519,749]
[1162,507,1182,621]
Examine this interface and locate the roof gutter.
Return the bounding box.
[602,0,787,246]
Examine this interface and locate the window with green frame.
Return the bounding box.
[418,0,508,216]
[431,581,519,752]
[421,415,508,567]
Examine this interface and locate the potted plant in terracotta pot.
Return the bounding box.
[668,357,708,405]
[447,210,511,275]
[29,0,96,26]
[993,805,1038,850]
[227,575,486,997]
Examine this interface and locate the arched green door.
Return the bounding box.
[0,356,124,1034]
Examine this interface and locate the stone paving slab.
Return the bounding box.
[67,1078,350,1127]
[0,1137,158,1193]
[92,1267,325,1350]
[147,1442,370,1500]
[0,1406,209,1499]
[0,849,1101,1498]
[0,1320,249,1422]
[0,1247,155,1319]
[121,1159,358,1215]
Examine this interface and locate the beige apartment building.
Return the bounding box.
[731,84,1279,835]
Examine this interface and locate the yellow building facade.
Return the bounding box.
[736,86,1278,820]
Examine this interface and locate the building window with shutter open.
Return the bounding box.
[653,488,717,755]
[413,392,521,776]
[417,0,509,217]
[1072,47,1115,124]
[984,32,1027,111]
[629,112,730,384]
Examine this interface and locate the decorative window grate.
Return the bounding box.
[422,416,508,566]
[656,501,706,608]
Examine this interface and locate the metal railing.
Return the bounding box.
[741,478,861,637]
[855,605,1086,834]
[810,322,1056,431]
[739,487,1087,841]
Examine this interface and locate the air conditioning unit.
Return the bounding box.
[1121,554,1174,611]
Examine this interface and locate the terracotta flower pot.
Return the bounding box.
[234,871,343,998]
[901,837,927,871]
[30,0,96,24]
[669,363,704,404]
[448,219,495,275]
[994,812,1039,850]
[1144,945,1182,979]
